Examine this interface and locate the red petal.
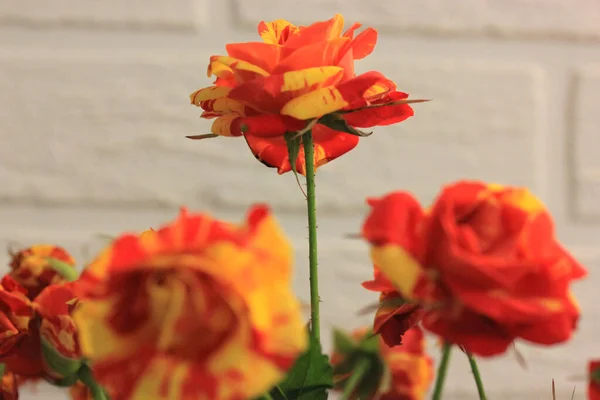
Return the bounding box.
[34,283,76,319]
[343,92,414,128]
[273,38,349,74]
[342,22,362,38]
[375,302,424,348]
[243,123,358,174]
[229,68,344,113]
[226,42,285,73]
[362,192,425,250]
[239,115,299,137]
[348,27,378,60]
[283,15,344,48]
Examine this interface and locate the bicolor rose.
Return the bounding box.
[33,282,82,379]
[362,181,587,356]
[72,205,307,400]
[190,14,414,174]
[9,245,76,300]
[0,276,42,377]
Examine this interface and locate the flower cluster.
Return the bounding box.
[0,245,81,399]
[0,12,593,400]
[0,207,306,400]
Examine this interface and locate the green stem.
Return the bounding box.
[262,392,274,400]
[302,130,320,343]
[431,343,452,400]
[78,365,108,400]
[341,358,371,399]
[46,257,79,282]
[467,352,487,400]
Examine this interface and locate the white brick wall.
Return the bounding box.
[0,1,599,399]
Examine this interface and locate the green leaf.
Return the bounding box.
[284,131,306,197]
[78,365,109,400]
[45,257,79,282]
[270,333,334,400]
[41,337,83,378]
[318,114,372,137]
[357,331,380,354]
[333,329,356,356]
[592,367,600,383]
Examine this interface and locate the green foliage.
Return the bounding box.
[268,332,334,400]
[318,114,372,137]
[41,337,83,378]
[284,131,306,197]
[332,328,384,399]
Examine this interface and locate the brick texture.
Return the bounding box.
[236,0,600,41]
[571,66,600,220]
[0,52,544,213]
[0,0,203,30]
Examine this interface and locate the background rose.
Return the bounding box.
[9,245,77,300]
[190,14,414,174]
[363,181,587,356]
[0,276,43,377]
[332,326,433,400]
[72,206,306,400]
[33,282,82,380]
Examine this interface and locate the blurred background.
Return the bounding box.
[0,1,599,399]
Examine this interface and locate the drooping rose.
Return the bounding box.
[362,181,587,356]
[72,206,307,400]
[190,14,415,174]
[33,282,82,380]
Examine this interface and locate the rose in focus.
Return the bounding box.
[190,14,415,174]
[72,206,307,400]
[362,181,587,356]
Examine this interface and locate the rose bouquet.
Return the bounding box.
[0,13,594,400]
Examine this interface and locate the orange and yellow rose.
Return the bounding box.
[190,14,414,174]
[34,282,82,379]
[332,326,433,399]
[9,245,76,301]
[362,181,587,356]
[72,205,307,400]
